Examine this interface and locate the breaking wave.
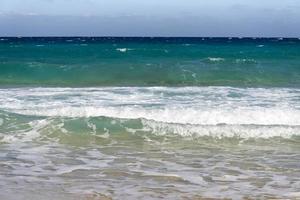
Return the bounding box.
[1,87,300,140]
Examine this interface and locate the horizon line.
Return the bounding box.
[1,36,300,39]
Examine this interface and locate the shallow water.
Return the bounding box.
[0,87,300,199]
[1,126,300,199]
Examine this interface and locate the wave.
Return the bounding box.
[116,48,133,52]
[1,115,299,144]
[142,119,300,139]
[0,87,300,140]
[235,58,257,63]
[0,87,299,125]
[2,106,300,126]
[207,57,225,62]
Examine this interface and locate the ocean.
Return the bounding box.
[0,37,300,199]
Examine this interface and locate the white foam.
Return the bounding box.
[6,106,300,127]
[141,119,300,139]
[0,119,50,143]
[207,57,225,62]
[116,48,132,52]
[235,58,256,63]
[0,87,299,128]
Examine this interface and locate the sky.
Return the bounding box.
[0,0,299,37]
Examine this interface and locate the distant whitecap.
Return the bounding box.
[207,57,225,62]
[116,48,132,52]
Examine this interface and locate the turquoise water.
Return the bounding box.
[1,37,300,87]
[0,37,300,199]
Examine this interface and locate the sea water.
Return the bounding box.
[0,37,299,199]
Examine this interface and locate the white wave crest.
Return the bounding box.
[141,119,300,139]
[116,48,132,52]
[0,87,299,130]
[0,119,51,143]
[235,58,256,63]
[207,57,225,62]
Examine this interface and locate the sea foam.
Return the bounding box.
[0,87,299,128]
[207,57,225,62]
[0,87,300,139]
